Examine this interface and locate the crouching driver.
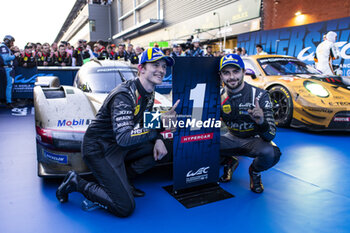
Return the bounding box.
[56,48,178,217]
[219,54,281,193]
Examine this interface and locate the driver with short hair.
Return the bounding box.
[218,54,281,193]
[56,48,178,217]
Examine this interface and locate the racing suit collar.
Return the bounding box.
[135,78,153,97]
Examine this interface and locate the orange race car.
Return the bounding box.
[242,55,350,131]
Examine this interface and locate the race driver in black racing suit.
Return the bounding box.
[218,54,281,193]
[56,48,178,217]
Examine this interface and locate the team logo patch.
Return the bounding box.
[223,104,231,114]
[134,105,140,116]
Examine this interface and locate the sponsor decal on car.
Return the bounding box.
[329,102,350,106]
[57,119,91,127]
[334,117,350,122]
[44,151,68,164]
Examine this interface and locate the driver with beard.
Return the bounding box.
[218,54,281,193]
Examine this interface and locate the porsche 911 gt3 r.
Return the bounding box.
[34,60,171,177]
[242,55,350,131]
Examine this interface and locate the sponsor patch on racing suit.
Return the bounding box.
[220,82,276,142]
[85,78,163,147]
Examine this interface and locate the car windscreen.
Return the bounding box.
[83,67,137,93]
[257,57,321,76]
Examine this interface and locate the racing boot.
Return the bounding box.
[219,156,239,183]
[249,165,264,193]
[56,171,80,203]
[130,183,145,197]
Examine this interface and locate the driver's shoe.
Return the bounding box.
[249,165,264,193]
[56,171,80,203]
[219,157,239,183]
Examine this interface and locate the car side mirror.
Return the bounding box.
[245,68,257,79]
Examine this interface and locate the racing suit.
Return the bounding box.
[80,78,166,217]
[36,52,54,66]
[73,47,90,66]
[20,52,37,68]
[53,52,72,66]
[0,42,16,104]
[315,35,340,75]
[220,82,281,172]
[125,51,139,64]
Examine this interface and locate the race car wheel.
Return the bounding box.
[268,85,293,127]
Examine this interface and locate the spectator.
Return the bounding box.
[236,47,242,56]
[164,48,171,56]
[114,43,126,60]
[170,44,181,57]
[125,44,139,64]
[205,45,214,57]
[66,43,73,56]
[242,47,248,56]
[35,43,42,54]
[92,44,99,58]
[73,39,91,66]
[256,44,268,55]
[51,42,58,53]
[185,38,204,57]
[20,45,36,68]
[106,45,115,60]
[36,43,54,66]
[54,44,72,66]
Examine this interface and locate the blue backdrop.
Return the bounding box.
[238,16,350,76]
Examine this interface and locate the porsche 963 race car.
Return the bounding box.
[34,60,171,177]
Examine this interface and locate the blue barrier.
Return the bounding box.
[0,66,80,99]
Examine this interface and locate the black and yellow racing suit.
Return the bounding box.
[80,78,168,217]
[220,82,281,172]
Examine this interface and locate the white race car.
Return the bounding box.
[34,60,171,177]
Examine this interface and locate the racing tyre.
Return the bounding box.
[268,85,293,127]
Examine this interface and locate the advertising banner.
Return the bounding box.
[13,67,37,99]
[237,16,350,76]
[172,57,221,191]
[2,67,80,99]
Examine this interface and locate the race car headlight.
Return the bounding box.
[303,81,329,98]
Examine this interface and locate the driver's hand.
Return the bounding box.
[153,139,167,161]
